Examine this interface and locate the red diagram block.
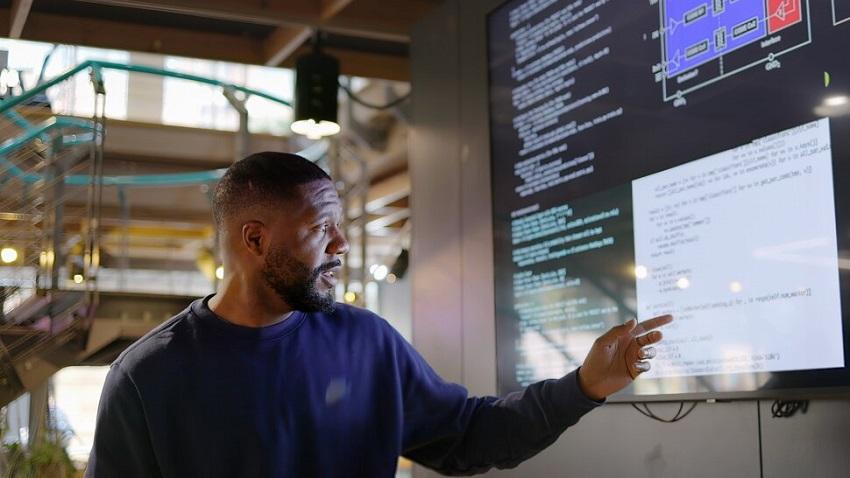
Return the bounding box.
[767,0,802,33]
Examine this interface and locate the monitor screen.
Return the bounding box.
[487,0,850,400]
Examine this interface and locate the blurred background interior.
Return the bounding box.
[0,0,427,475]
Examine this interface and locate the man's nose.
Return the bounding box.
[329,227,350,256]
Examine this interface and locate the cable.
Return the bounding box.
[338,81,410,110]
[757,401,764,478]
[770,399,808,418]
[36,44,60,87]
[630,401,698,422]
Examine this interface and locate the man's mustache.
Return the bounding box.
[315,259,342,275]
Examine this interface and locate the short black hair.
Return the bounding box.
[212,151,332,228]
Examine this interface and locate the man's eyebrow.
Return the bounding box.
[315,199,339,208]
[310,201,342,220]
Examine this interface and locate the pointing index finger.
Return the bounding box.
[633,314,673,336]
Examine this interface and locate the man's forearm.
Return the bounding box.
[405,369,602,475]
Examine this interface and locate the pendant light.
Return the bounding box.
[291,34,341,140]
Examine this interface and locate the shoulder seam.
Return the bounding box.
[112,306,192,367]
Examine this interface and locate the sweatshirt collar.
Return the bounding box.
[191,294,306,341]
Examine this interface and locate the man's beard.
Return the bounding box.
[262,245,339,313]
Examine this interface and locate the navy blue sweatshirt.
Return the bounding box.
[86,296,601,477]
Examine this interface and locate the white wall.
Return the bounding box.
[380,276,413,342]
[409,1,850,477]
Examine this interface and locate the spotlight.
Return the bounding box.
[39,251,53,268]
[1,247,18,264]
[344,291,357,303]
[215,266,224,280]
[291,36,340,140]
[73,274,84,284]
[824,95,848,107]
[290,119,340,140]
[372,265,388,281]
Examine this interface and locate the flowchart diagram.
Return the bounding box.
[657,0,810,105]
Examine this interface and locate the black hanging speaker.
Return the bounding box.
[291,44,340,139]
[389,249,409,280]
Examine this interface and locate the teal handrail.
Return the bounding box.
[0,59,325,188]
[0,116,93,157]
[63,140,328,187]
[0,116,327,186]
[65,169,224,187]
[0,116,96,182]
[0,60,291,114]
[4,110,42,134]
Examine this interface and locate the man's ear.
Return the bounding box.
[241,221,266,257]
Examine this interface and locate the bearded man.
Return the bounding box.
[86,152,671,477]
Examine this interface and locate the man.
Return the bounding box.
[86,152,671,477]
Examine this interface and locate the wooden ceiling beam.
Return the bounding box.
[264,0,353,68]
[331,0,436,34]
[263,25,313,67]
[0,8,407,80]
[281,45,408,82]
[320,0,356,21]
[73,0,410,42]
[8,0,33,38]
[73,0,315,25]
[15,10,266,64]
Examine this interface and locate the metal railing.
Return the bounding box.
[0,74,104,401]
[0,58,321,402]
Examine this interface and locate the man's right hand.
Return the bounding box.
[577,315,673,401]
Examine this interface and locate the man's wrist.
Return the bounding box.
[576,366,606,402]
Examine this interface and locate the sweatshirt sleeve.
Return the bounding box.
[85,363,162,478]
[397,334,602,475]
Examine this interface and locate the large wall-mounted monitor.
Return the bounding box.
[488,0,850,401]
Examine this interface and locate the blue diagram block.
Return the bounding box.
[664,0,767,77]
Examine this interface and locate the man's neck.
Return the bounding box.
[208,276,295,328]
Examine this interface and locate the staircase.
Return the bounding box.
[0,60,310,407]
[0,77,104,405]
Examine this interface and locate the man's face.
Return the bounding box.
[261,179,349,313]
